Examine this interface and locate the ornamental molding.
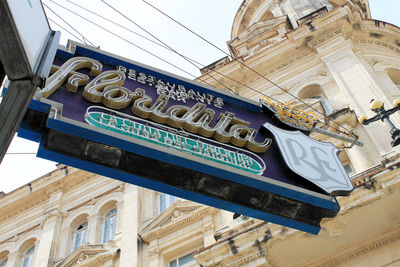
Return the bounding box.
[265,51,311,75]
[289,7,349,41]
[0,196,48,223]
[236,0,265,36]
[42,208,63,224]
[308,29,343,48]
[140,204,217,242]
[359,23,400,36]
[324,231,400,266]
[226,250,266,267]
[353,38,400,55]
[56,244,119,267]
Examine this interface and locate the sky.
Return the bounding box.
[0,0,399,194]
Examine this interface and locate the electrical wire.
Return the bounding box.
[43,3,96,47]
[65,0,200,64]
[46,0,355,139]
[47,0,198,79]
[100,0,238,95]
[63,0,341,135]
[5,153,36,155]
[140,0,356,138]
[65,0,231,93]
[48,18,86,44]
[47,0,242,95]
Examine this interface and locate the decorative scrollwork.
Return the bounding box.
[261,96,319,130]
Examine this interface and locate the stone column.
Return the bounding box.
[314,35,393,168]
[5,250,21,266]
[201,217,215,247]
[147,244,161,267]
[119,184,138,266]
[87,213,99,244]
[34,208,62,266]
[33,191,63,266]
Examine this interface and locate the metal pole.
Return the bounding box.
[312,127,364,147]
[0,61,5,85]
[0,78,40,164]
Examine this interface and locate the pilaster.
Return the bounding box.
[35,190,63,267]
[147,243,161,267]
[201,220,215,247]
[314,35,393,167]
[6,250,20,266]
[35,208,62,266]
[87,213,99,244]
[119,184,138,267]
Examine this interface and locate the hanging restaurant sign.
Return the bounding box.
[19,41,353,234]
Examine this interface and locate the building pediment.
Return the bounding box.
[228,16,290,58]
[237,16,289,42]
[56,244,119,267]
[139,201,217,243]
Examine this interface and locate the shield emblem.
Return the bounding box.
[263,123,353,196]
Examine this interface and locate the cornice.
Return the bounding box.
[288,6,349,42]
[0,196,47,223]
[226,250,266,267]
[307,28,343,48]
[0,172,104,224]
[324,230,400,266]
[57,245,118,267]
[261,51,312,77]
[353,38,400,55]
[141,206,217,242]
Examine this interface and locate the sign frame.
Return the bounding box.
[19,41,350,234]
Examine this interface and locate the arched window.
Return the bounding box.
[103,209,117,243]
[169,252,198,267]
[0,258,7,267]
[21,246,35,267]
[73,221,88,250]
[158,193,175,214]
[387,68,400,89]
[298,84,333,115]
[0,251,8,267]
[338,150,354,176]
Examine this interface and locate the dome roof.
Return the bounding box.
[230,0,335,40]
[231,0,276,40]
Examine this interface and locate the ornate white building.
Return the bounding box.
[2,0,400,266]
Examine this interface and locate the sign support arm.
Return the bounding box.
[0,78,41,164]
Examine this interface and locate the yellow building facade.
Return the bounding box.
[2,0,400,266]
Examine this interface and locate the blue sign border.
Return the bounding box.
[18,42,343,234]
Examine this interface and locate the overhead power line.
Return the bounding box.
[100,0,238,94]
[65,0,230,92]
[47,0,240,95]
[45,0,357,142]
[47,0,198,79]
[140,0,356,138]
[43,2,96,47]
[5,153,36,155]
[48,18,86,44]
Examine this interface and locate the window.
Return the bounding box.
[169,252,199,267]
[21,246,35,267]
[387,68,400,89]
[0,258,7,267]
[338,151,354,176]
[298,84,333,115]
[103,208,117,243]
[343,164,353,175]
[73,221,88,251]
[158,193,175,214]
